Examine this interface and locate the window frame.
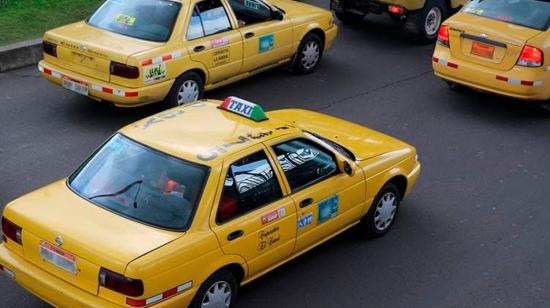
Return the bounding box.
[271,137,340,194]
[185,0,235,41]
[215,149,285,225]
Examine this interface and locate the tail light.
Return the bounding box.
[110,62,139,79]
[517,45,543,67]
[99,268,144,297]
[1,217,22,245]
[388,5,406,15]
[437,25,449,47]
[43,41,57,57]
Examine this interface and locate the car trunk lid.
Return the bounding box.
[5,179,181,295]
[447,14,542,71]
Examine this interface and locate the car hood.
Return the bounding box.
[3,179,182,273]
[267,109,412,161]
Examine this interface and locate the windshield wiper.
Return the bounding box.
[89,180,143,204]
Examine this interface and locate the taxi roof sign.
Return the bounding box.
[219,96,268,122]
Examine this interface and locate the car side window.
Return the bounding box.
[216,151,283,224]
[228,0,272,26]
[273,138,338,191]
[186,0,232,40]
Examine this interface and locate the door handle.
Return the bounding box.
[193,45,205,52]
[227,230,244,241]
[244,32,255,39]
[299,198,314,208]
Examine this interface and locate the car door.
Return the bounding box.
[186,0,244,84]
[210,144,297,276]
[225,0,293,73]
[265,135,365,254]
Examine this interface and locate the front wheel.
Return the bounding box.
[361,183,401,238]
[415,0,448,43]
[291,32,324,74]
[164,71,204,108]
[190,270,238,308]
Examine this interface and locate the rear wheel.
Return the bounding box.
[540,101,550,113]
[361,183,401,238]
[416,0,448,43]
[291,32,324,74]
[164,71,204,108]
[190,270,238,308]
[335,11,365,25]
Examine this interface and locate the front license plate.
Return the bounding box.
[39,241,77,274]
[62,78,89,96]
[471,41,495,59]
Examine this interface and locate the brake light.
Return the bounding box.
[517,45,543,67]
[437,25,449,47]
[110,62,139,79]
[43,41,57,57]
[388,5,406,15]
[99,268,144,297]
[1,217,22,245]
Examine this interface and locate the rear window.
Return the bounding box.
[463,0,550,31]
[69,134,209,231]
[88,0,181,42]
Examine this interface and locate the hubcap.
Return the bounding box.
[425,7,442,36]
[301,41,320,70]
[201,281,231,308]
[374,192,397,231]
[177,80,199,105]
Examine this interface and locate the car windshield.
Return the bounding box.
[69,134,209,230]
[463,0,550,31]
[87,0,181,42]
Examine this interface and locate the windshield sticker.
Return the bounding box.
[245,0,260,10]
[318,195,339,224]
[298,213,313,229]
[135,108,186,129]
[211,36,229,48]
[114,13,136,26]
[258,226,280,251]
[144,63,167,83]
[259,34,274,53]
[196,126,290,161]
[213,47,230,67]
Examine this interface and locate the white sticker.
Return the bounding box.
[144,63,167,83]
[211,36,229,48]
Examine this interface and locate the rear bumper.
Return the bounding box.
[38,60,174,107]
[433,45,550,101]
[331,0,421,14]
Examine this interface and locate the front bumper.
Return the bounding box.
[325,25,339,50]
[404,161,421,198]
[38,60,174,107]
[433,46,550,101]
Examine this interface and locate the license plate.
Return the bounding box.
[471,41,495,59]
[39,241,77,274]
[62,78,89,96]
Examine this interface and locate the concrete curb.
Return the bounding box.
[0,38,43,73]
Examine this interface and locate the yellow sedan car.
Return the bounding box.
[0,97,420,307]
[38,0,337,108]
[432,0,550,109]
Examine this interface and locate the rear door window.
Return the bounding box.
[187,0,233,40]
[463,0,550,31]
[88,0,181,42]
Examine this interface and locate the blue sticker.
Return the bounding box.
[318,195,339,224]
[259,34,274,53]
[298,213,313,229]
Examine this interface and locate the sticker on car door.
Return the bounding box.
[259,34,274,53]
[318,195,339,224]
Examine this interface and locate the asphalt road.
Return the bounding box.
[1,2,550,307]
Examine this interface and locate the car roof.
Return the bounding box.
[120,100,300,166]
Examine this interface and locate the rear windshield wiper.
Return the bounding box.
[89,180,143,203]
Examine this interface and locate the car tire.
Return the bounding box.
[361,183,401,238]
[291,32,324,74]
[335,11,364,25]
[164,71,204,108]
[415,0,449,43]
[190,269,238,308]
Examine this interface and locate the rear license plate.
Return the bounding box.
[62,78,88,96]
[471,41,495,59]
[39,241,77,274]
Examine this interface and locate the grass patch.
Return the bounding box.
[0,0,104,46]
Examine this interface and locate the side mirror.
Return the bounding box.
[272,9,284,21]
[336,157,354,176]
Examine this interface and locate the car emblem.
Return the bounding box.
[479,33,488,38]
[80,44,88,52]
[55,235,64,246]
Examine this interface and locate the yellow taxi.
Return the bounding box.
[432,0,550,108]
[38,0,337,108]
[0,97,420,307]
